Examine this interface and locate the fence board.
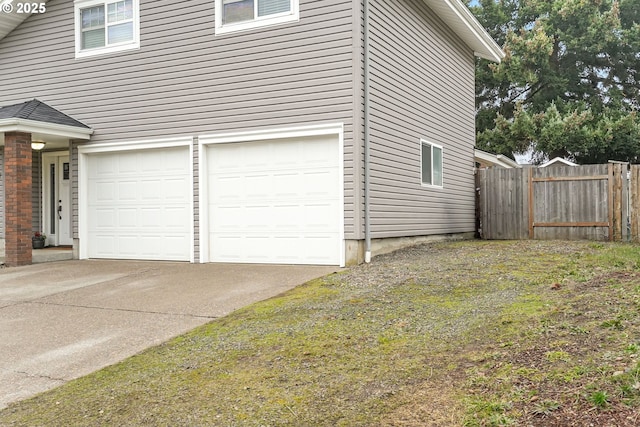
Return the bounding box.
[478,164,627,241]
[478,168,529,240]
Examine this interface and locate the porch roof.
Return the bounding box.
[0,99,93,142]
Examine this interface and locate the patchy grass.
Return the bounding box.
[1,240,640,426]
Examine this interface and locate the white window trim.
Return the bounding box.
[215,0,299,35]
[74,0,141,59]
[420,139,444,188]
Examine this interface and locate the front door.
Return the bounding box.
[43,152,72,246]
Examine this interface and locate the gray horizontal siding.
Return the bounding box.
[0,149,3,238]
[192,138,199,261]
[0,0,359,240]
[71,142,79,240]
[367,0,477,238]
[0,0,355,136]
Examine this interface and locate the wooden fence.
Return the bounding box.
[477,163,635,241]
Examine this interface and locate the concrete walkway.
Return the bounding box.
[0,246,74,265]
[0,260,339,409]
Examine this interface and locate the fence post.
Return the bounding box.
[613,164,623,241]
[622,164,630,241]
[608,163,614,241]
[475,170,481,238]
[528,168,534,239]
[632,165,640,242]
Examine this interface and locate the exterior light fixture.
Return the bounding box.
[31,141,46,150]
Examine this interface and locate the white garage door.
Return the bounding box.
[87,147,191,261]
[207,135,341,265]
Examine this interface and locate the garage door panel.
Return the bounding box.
[304,236,340,262]
[87,147,191,261]
[118,236,141,256]
[94,208,116,228]
[271,142,299,164]
[165,178,190,200]
[272,173,302,197]
[94,182,116,202]
[210,237,244,262]
[210,175,242,198]
[305,170,338,195]
[272,204,301,228]
[305,202,339,229]
[93,235,116,255]
[164,207,190,229]
[211,206,244,228]
[118,209,139,228]
[138,150,163,172]
[245,236,276,261]
[118,181,138,200]
[94,156,116,176]
[207,135,341,265]
[301,138,336,161]
[212,202,338,232]
[140,180,162,200]
[245,174,273,197]
[119,155,140,174]
[211,234,339,264]
[139,208,162,227]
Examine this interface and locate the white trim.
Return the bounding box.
[198,140,209,264]
[214,0,299,35]
[199,123,345,266]
[78,148,89,259]
[0,118,93,140]
[539,157,578,167]
[423,0,504,63]
[199,123,343,145]
[74,0,141,59]
[338,125,345,267]
[78,136,194,261]
[41,151,73,247]
[443,0,504,62]
[474,149,521,169]
[77,136,191,154]
[420,139,444,188]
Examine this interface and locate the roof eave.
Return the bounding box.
[540,157,578,168]
[428,0,505,63]
[0,0,31,41]
[3,1,504,63]
[475,149,521,168]
[496,154,521,168]
[0,118,94,140]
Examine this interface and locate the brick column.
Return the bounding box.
[4,132,33,266]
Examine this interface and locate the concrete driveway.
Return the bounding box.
[0,260,338,409]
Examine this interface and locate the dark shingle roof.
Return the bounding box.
[0,99,90,129]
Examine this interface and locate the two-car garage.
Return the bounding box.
[80,130,343,265]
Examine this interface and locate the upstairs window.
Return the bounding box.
[215,0,299,35]
[75,0,140,58]
[421,140,443,187]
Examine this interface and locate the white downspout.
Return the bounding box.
[363,0,372,263]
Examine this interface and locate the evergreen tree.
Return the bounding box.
[470,0,640,164]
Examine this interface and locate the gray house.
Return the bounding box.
[0,0,502,267]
